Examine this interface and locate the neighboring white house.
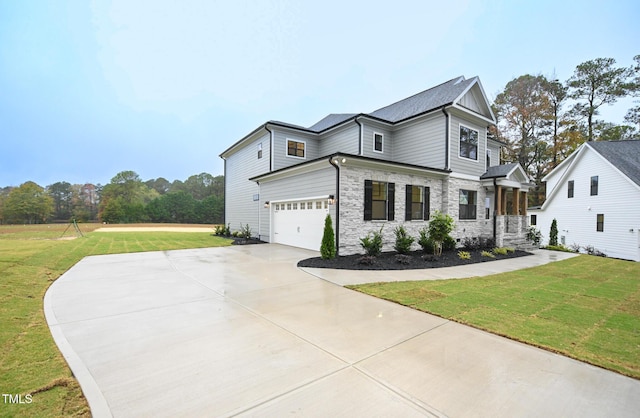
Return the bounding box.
[220,76,533,255]
[529,140,640,262]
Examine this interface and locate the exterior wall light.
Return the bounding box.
[264,201,270,208]
[328,195,336,205]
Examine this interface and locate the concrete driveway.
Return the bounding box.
[45,245,640,417]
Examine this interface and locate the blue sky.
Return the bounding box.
[1,0,638,187]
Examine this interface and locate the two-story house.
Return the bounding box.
[220,76,533,255]
[529,140,640,262]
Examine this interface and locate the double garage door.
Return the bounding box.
[273,199,329,251]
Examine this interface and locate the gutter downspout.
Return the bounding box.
[223,158,227,226]
[328,156,340,255]
[265,124,273,172]
[442,107,450,170]
[493,178,497,244]
[257,180,261,241]
[355,117,363,156]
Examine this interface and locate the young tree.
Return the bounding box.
[567,58,634,141]
[428,210,454,256]
[320,214,336,260]
[549,218,558,247]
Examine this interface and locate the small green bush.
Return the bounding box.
[549,219,558,246]
[360,226,383,257]
[505,247,515,253]
[418,227,435,253]
[545,244,573,252]
[320,214,336,260]
[443,235,457,251]
[240,223,252,239]
[481,250,495,258]
[214,225,226,236]
[457,251,471,260]
[428,210,455,256]
[493,247,508,255]
[393,225,415,254]
[224,223,231,237]
[526,226,542,246]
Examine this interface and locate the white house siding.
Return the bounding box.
[258,166,336,243]
[224,132,271,235]
[449,112,487,177]
[360,122,393,160]
[534,147,640,261]
[272,129,318,171]
[338,165,445,255]
[318,124,359,155]
[393,113,446,169]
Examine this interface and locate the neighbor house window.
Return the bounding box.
[287,140,305,158]
[459,125,478,160]
[405,185,430,221]
[364,180,395,221]
[257,142,263,159]
[530,214,537,225]
[373,132,384,153]
[596,214,604,232]
[486,149,491,169]
[459,189,477,220]
[590,176,599,196]
[568,180,574,198]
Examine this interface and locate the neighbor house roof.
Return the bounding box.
[588,140,640,187]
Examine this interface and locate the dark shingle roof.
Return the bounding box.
[368,76,475,122]
[308,113,358,131]
[588,140,640,186]
[480,163,519,179]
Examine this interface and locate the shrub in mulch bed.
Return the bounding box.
[230,237,267,245]
[297,249,532,270]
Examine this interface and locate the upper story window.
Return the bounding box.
[257,142,263,159]
[568,180,574,198]
[459,125,478,160]
[405,185,430,221]
[364,180,395,221]
[459,189,477,220]
[287,139,305,158]
[590,176,599,196]
[373,132,384,153]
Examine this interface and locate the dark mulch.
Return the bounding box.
[230,237,267,245]
[297,249,533,270]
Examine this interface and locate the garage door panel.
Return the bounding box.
[273,200,329,251]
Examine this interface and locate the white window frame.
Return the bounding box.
[286,139,306,159]
[459,124,479,162]
[257,142,263,159]
[373,132,384,153]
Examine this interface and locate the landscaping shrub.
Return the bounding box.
[461,236,494,251]
[457,251,471,260]
[357,255,377,265]
[493,247,508,255]
[395,254,411,264]
[320,214,337,260]
[505,247,515,253]
[481,250,495,258]
[549,218,558,246]
[443,235,457,252]
[526,226,542,247]
[240,223,252,239]
[584,245,607,258]
[360,226,383,257]
[393,225,414,254]
[214,225,226,236]
[428,210,455,256]
[418,227,435,253]
[545,244,574,253]
[569,243,582,252]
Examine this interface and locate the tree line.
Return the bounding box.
[491,56,639,205]
[0,171,224,225]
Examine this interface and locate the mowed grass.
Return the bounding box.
[0,224,231,418]
[349,255,640,379]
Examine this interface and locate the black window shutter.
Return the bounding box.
[388,182,395,221]
[405,185,412,221]
[364,180,373,221]
[424,187,430,220]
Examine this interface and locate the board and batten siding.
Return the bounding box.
[258,166,336,241]
[360,122,393,159]
[318,124,359,156]
[393,113,446,169]
[272,129,319,171]
[535,147,640,261]
[449,112,487,177]
[224,133,271,235]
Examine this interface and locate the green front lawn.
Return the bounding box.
[0,224,231,418]
[349,255,640,379]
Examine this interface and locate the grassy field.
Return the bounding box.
[349,255,640,379]
[0,223,231,418]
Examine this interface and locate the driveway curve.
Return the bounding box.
[45,245,640,417]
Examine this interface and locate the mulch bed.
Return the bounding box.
[297,249,533,270]
[230,237,267,245]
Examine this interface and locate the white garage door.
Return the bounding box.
[273,200,330,251]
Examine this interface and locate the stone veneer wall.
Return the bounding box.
[337,166,492,255]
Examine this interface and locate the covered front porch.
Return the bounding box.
[481,163,534,248]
